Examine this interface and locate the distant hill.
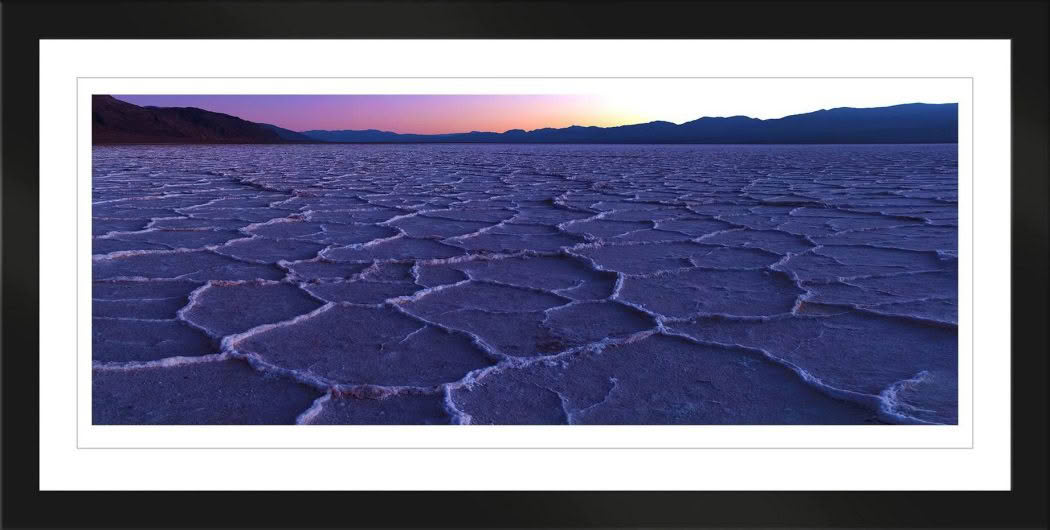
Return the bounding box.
[303,103,957,144]
[92,95,310,144]
[259,123,316,142]
[93,96,957,145]
[301,129,435,143]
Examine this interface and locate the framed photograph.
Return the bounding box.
[2,1,1046,528]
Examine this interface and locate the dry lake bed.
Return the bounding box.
[91,144,958,425]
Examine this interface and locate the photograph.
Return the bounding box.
[90,91,960,426]
[5,0,1044,527]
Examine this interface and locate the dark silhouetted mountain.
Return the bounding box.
[302,103,956,144]
[94,96,957,144]
[92,95,309,144]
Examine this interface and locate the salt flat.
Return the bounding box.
[91,144,958,425]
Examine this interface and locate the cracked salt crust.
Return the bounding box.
[90,143,959,425]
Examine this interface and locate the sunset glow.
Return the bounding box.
[114,95,627,134]
[114,89,957,135]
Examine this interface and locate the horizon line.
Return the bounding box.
[294,102,958,135]
[107,95,957,136]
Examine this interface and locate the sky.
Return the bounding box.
[114,90,958,135]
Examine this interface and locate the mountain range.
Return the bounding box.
[93,95,957,145]
[92,95,312,144]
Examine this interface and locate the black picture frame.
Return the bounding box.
[2,1,1046,528]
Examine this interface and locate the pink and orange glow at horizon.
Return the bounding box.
[114,95,657,135]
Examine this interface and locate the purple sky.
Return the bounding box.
[113,90,954,135]
[114,95,621,134]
